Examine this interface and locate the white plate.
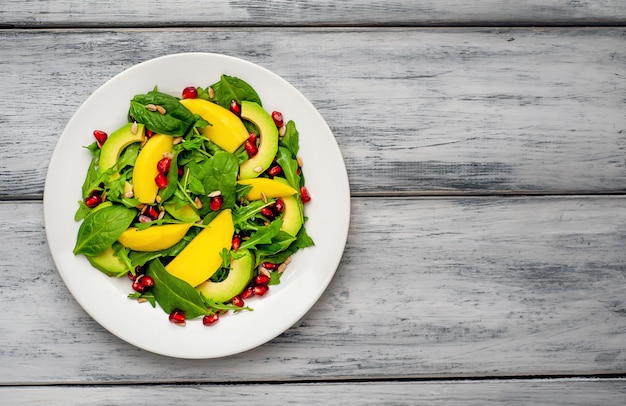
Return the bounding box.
[44,53,350,359]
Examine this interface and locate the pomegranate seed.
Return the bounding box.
[84,195,101,208]
[132,281,145,293]
[210,195,223,211]
[203,313,219,326]
[230,100,241,116]
[248,132,258,144]
[300,186,311,203]
[271,111,284,128]
[231,295,244,307]
[138,275,154,290]
[177,167,184,177]
[155,173,168,189]
[145,205,159,220]
[231,234,241,250]
[274,199,285,213]
[156,157,171,174]
[146,129,154,138]
[253,285,269,296]
[93,130,108,146]
[244,140,258,157]
[268,165,282,177]
[240,285,255,299]
[262,262,279,270]
[128,266,145,282]
[260,207,274,219]
[255,274,270,286]
[182,86,198,99]
[169,310,186,326]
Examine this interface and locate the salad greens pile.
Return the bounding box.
[73,75,313,326]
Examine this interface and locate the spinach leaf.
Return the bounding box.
[276,146,301,190]
[81,157,100,198]
[146,259,208,319]
[73,205,137,256]
[210,75,262,109]
[279,120,300,157]
[129,90,205,136]
[201,151,239,209]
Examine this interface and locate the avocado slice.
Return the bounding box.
[279,194,304,236]
[99,123,145,177]
[196,249,254,303]
[164,199,201,223]
[87,246,129,277]
[238,101,279,179]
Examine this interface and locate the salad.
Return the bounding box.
[72,75,313,327]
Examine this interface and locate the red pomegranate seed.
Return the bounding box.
[268,165,282,176]
[262,262,279,270]
[156,157,171,174]
[93,130,108,147]
[202,313,219,326]
[145,205,159,220]
[231,295,245,307]
[271,111,284,128]
[138,275,154,290]
[182,86,198,99]
[300,186,311,203]
[84,195,101,208]
[210,195,223,211]
[253,285,269,296]
[248,132,258,144]
[240,285,255,299]
[128,266,145,282]
[255,274,270,286]
[169,310,186,326]
[244,140,258,157]
[231,234,241,250]
[146,129,154,138]
[230,100,241,116]
[155,173,168,189]
[260,207,274,219]
[273,199,285,213]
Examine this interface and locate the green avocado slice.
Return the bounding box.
[238,101,279,179]
[99,122,145,177]
[196,249,254,303]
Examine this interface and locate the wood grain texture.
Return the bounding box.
[2,1,626,27]
[1,197,624,384]
[1,28,625,198]
[3,379,626,405]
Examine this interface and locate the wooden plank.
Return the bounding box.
[1,28,625,198]
[3,379,626,405]
[2,1,626,27]
[1,197,624,384]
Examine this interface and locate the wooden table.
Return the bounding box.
[2,1,625,403]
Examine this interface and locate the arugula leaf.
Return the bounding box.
[73,205,137,256]
[240,219,283,250]
[210,75,262,109]
[81,157,100,198]
[146,259,208,319]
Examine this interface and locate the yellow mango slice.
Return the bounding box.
[237,177,297,201]
[179,98,249,153]
[165,209,234,287]
[132,134,173,204]
[118,223,193,252]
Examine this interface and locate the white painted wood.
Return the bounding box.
[1,197,624,384]
[2,1,626,27]
[3,379,626,405]
[1,28,625,197]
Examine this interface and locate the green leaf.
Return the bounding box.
[279,120,300,156]
[276,146,301,190]
[129,90,201,136]
[210,75,262,110]
[73,205,137,256]
[145,259,208,319]
[201,151,239,209]
[240,219,283,250]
